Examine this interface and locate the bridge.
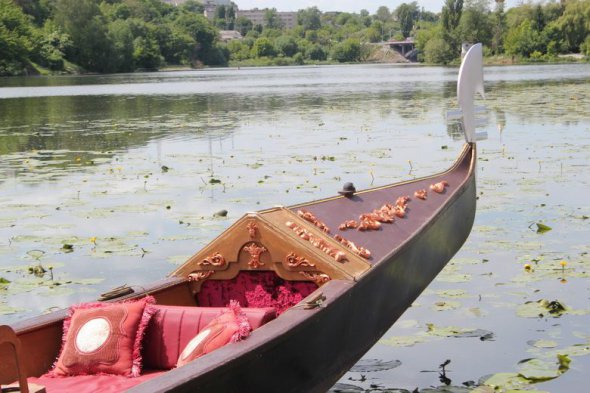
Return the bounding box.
[386,38,415,57]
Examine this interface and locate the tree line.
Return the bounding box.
[1,0,589,76]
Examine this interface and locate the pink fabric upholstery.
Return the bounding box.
[197,271,318,315]
[142,305,276,370]
[28,369,165,392]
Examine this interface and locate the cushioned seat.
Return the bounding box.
[27,370,165,393]
[142,305,276,370]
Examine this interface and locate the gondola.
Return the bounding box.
[0,44,485,393]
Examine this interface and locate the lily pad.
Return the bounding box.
[527,339,558,349]
[479,373,530,391]
[534,223,552,234]
[516,299,568,318]
[518,357,563,382]
[380,335,429,347]
[349,359,402,373]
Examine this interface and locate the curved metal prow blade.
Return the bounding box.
[457,43,485,143]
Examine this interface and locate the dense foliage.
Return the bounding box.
[1,0,588,75]
[1,0,225,75]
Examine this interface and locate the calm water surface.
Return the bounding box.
[1,63,589,392]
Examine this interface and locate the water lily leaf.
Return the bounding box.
[517,299,568,318]
[0,303,22,315]
[380,335,428,347]
[527,339,558,349]
[433,301,461,311]
[26,249,45,260]
[436,289,469,298]
[557,354,571,373]
[534,223,552,234]
[517,358,562,382]
[420,386,471,393]
[349,359,401,373]
[328,383,364,393]
[479,373,530,390]
[0,277,10,285]
[426,324,494,340]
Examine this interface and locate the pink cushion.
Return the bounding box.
[176,302,250,367]
[142,305,276,370]
[49,296,156,377]
[29,369,164,392]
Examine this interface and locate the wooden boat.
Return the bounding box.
[0,45,485,393]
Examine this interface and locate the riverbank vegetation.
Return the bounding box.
[1,0,589,76]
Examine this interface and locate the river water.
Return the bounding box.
[1,63,589,392]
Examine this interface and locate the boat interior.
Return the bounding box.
[0,143,475,393]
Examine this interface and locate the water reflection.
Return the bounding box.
[0,63,589,392]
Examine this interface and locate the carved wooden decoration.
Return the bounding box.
[188,270,215,281]
[285,252,315,268]
[285,221,347,262]
[247,221,258,239]
[198,252,227,268]
[299,271,331,286]
[244,242,267,269]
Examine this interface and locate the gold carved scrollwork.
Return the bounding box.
[285,252,315,268]
[198,252,227,268]
[244,242,267,269]
[247,221,258,239]
[188,270,215,282]
[299,271,331,286]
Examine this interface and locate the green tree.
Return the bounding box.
[133,35,161,69]
[554,0,590,52]
[306,43,327,60]
[174,12,218,63]
[442,0,463,32]
[274,35,298,57]
[458,0,492,46]
[107,19,135,72]
[0,0,34,74]
[264,8,283,29]
[491,0,506,55]
[504,19,544,57]
[251,36,275,57]
[395,2,420,38]
[375,6,391,23]
[53,0,113,72]
[235,16,252,36]
[331,38,361,62]
[441,0,463,58]
[297,7,321,30]
[14,0,50,25]
[423,36,454,63]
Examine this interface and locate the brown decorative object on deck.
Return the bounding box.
[243,243,267,269]
[285,221,347,262]
[333,235,371,259]
[338,220,358,230]
[414,189,427,200]
[188,271,215,282]
[285,252,315,268]
[297,209,331,233]
[199,253,227,268]
[246,221,258,239]
[430,180,449,193]
[299,271,331,286]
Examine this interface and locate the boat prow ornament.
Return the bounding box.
[446,43,488,143]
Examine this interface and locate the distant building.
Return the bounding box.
[219,30,243,42]
[161,0,230,5]
[236,8,298,30]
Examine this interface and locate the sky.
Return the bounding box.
[233,0,522,14]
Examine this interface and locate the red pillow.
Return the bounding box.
[49,296,156,377]
[176,301,250,367]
